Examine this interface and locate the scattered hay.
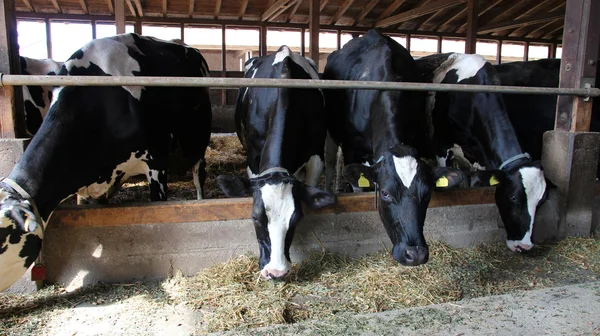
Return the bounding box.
[1,237,599,335]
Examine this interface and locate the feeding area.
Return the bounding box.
[1,236,599,334]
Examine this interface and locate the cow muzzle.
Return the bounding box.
[392,244,429,266]
[260,266,290,280]
[507,240,534,253]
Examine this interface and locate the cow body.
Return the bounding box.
[20,56,63,136]
[416,53,547,253]
[217,45,335,279]
[324,29,450,266]
[1,33,212,291]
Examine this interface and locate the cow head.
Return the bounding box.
[343,150,461,266]
[0,180,44,292]
[217,170,336,280]
[473,160,547,252]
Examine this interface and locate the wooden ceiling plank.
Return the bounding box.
[513,0,559,21]
[432,6,466,32]
[22,0,34,12]
[286,0,302,22]
[79,0,89,14]
[320,0,328,11]
[413,0,443,30]
[262,0,293,21]
[106,0,114,14]
[524,18,560,38]
[134,0,143,16]
[269,0,298,21]
[162,0,167,17]
[478,10,565,34]
[352,0,379,26]
[238,0,249,20]
[509,0,563,37]
[377,0,406,21]
[214,0,222,19]
[376,0,465,28]
[126,0,136,17]
[457,0,503,32]
[330,0,355,25]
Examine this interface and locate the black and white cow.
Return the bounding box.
[416,53,548,253]
[20,56,63,136]
[323,29,458,266]
[0,33,212,291]
[217,45,336,280]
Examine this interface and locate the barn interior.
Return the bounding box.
[0,0,599,333]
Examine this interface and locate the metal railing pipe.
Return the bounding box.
[1,74,598,97]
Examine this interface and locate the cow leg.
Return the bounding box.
[324,132,338,192]
[145,154,168,201]
[304,155,325,187]
[192,158,206,200]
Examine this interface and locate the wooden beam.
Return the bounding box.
[262,0,293,21]
[134,19,141,33]
[496,40,502,64]
[125,0,136,17]
[522,18,560,38]
[353,0,379,26]
[433,6,465,32]
[133,0,143,17]
[457,0,502,32]
[330,0,354,25]
[286,0,302,22]
[414,7,444,31]
[0,0,25,138]
[269,0,298,22]
[436,36,442,53]
[523,41,529,61]
[543,24,564,39]
[549,42,557,58]
[554,0,600,132]
[115,0,125,34]
[162,0,167,17]
[465,0,477,53]
[478,11,565,35]
[259,24,267,56]
[214,0,221,19]
[320,0,328,11]
[377,0,405,21]
[79,0,89,14]
[48,188,497,228]
[45,18,51,58]
[238,0,248,20]
[376,0,465,28]
[309,0,319,69]
[21,0,34,12]
[300,27,305,56]
[514,0,559,21]
[106,0,113,14]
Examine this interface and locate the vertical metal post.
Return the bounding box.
[45,18,52,59]
[301,27,305,56]
[555,0,600,132]
[465,0,478,54]
[309,0,320,70]
[523,42,529,61]
[221,24,227,105]
[115,0,125,34]
[0,0,25,138]
[91,19,97,39]
[496,40,502,65]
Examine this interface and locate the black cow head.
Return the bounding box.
[217,171,336,280]
[343,150,462,266]
[472,160,548,252]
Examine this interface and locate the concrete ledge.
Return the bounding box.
[42,203,505,288]
[0,138,30,177]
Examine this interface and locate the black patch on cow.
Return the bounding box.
[0,225,23,254]
[69,49,85,61]
[135,151,145,159]
[27,85,46,108]
[24,100,43,135]
[47,71,56,76]
[47,90,53,103]
[19,234,42,268]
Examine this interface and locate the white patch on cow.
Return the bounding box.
[245,59,256,72]
[432,53,487,84]
[50,87,63,108]
[64,36,143,100]
[507,166,546,252]
[247,166,258,178]
[272,47,291,65]
[436,156,447,167]
[77,151,150,200]
[304,155,324,187]
[472,162,486,171]
[393,156,418,189]
[192,159,204,200]
[272,46,320,80]
[21,57,62,77]
[149,169,165,199]
[92,244,103,258]
[260,183,295,276]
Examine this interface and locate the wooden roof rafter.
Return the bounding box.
[352,0,379,26]
[21,0,35,12]
[329,0,355,25]
[261,0,295,21]
[376,0,406,21]
[320,0,328,11]
[126,0,136,17]
[478,10,565,35]
[524,17,562,39]
[214,0,222,19]
[162,0,167,17]
[269,0,299,21]
[456,0,503,33]
[410,0,442,31]
[106,0,113,14]
[509,0,563,37]
[432,5,466,32]
[133,0,143,16]
[79,0,89,14]
[238,0,249,20]
[285,0,302,22]
[375,0,465,28]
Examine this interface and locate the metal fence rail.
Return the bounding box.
[1,74,598,97]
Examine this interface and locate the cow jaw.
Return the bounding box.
[507,166,546,252]
[259,182,295,279]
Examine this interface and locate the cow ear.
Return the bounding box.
[432,167,467,190]
[298,184,337,209]
[216,175,252,197]
[343,164,376,188]
[470,170,505,187]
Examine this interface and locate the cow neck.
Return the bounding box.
[370,93,407,159]
[259,104,289,172]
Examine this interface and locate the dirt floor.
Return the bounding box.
[1,236,599,335]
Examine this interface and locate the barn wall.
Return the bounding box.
[41,203,505,289]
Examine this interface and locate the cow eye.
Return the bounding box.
[380,190,391,201]
[510,195,518,203]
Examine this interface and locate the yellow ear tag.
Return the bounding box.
[358,173,370,188]
[489,175,500,186]
[436,176,449,187]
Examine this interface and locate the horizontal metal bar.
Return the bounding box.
[1,74,597,97]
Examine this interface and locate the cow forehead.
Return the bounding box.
[392,156,418,189]
[259,182,296,218]
[520,166,546,204]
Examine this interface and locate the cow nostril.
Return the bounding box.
[404,249,415,263]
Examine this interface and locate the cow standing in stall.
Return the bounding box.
[20,56,63,136]
[415,53,548,253]
[323,29,459,267]
[217,45,336,280]
[0,33,212,291]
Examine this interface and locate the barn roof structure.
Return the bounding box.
[14,0,565,42]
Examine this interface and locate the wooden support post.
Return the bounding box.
[0,0,25,138]
[301,27,305,56]
[336,29,341,50]
[523,42,529,61]
[134,20,142,34]
[259,25,267,56]
[437,36,442,53]
[45,18,52,59]
[496,40,502,64]
[549,42,557,58]
[309,0,319,70]
[115,0,125,34]
[91,19,96,39]
[465,0,478,54]
[406,33,411,52]
[221,24,227,104]
[541,0,600,240]
[180,23,184,41]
